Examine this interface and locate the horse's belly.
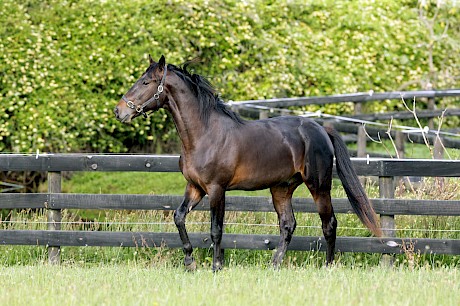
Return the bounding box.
[227,154,298,191]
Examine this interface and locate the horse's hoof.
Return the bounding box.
[271,256,283,270]
[185,260,197,272]
[212,260,224,272]
[325,260,337,268]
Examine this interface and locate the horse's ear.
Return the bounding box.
[149,54,154,65]
[158,55,166,69]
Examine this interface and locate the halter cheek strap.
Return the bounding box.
[122,64,168,118]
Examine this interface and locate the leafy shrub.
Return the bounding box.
[0,0,458,153]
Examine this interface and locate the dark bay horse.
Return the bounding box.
[114,55,382,271]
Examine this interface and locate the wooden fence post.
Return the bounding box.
[434,137,444,159]
[379,176,396,266]
[395,131,405,159]
[354,102,367,186]
[47,171,62,264]
[259,110,269,120]
[395,131,406,194]
[427,87,435,131]
[353,102,367,158]
[356,126,366,157]
[426,87,444,159]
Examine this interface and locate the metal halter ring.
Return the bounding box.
[153,85,164,100]
[126,100,135,109]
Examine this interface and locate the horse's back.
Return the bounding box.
[226,116,334,190]
[258,116,335,185]
[251,116,334,158]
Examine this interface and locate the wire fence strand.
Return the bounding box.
[236,104,460,138]
[3,220,460,234]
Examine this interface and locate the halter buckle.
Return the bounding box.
[126,100,135,109]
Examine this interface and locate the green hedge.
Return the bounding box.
[1,0,459,153]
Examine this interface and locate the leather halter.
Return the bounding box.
[122,64,168,118]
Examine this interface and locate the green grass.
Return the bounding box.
[61,171,282,197]
[61,172,188,195]
[1,264,459,306]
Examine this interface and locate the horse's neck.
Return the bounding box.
[166,94,210,152]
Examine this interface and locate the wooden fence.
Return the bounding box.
[231,89,460,158]
[1,154,460,264]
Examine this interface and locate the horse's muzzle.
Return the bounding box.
[113,103,133,123]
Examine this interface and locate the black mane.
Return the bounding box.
[167,63,244,125]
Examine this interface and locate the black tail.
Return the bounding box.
[325,126,383,237]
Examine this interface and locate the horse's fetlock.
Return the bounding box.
[331,215,338,228]
[183,242,193,254]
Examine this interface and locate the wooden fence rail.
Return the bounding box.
[1,154,460,263]
[230,88,460,108]
[318,120,460,150]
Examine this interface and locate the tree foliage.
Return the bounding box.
[1,0,459,153]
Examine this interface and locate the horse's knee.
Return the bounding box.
[174,209,185,227]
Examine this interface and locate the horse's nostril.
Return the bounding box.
[113,107,119,117]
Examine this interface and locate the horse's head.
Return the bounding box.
[114,55,168,123]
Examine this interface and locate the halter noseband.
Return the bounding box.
[122,64,168,118]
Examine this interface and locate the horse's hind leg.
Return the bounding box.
[271,182,301,268]
[303,141,337,265]
[313,191,337,265]
[174,183,205,271]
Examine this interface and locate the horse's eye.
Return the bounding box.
[142,80,150,85]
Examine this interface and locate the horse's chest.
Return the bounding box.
[179,153,230,187]
[180,156,206,181]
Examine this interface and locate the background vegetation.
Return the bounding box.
[1,0,459,153]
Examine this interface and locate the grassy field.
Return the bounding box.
[1,264,459,306]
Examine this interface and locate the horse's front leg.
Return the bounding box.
[174,183,204,271]
[208,186,226,272]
